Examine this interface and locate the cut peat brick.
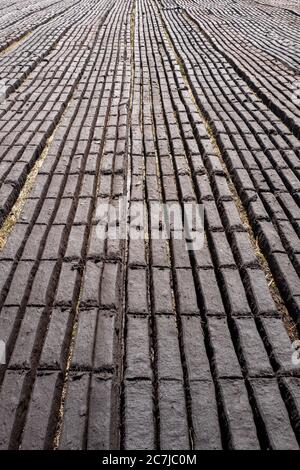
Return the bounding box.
[0,0,299,451]
[190,380,222,450]
[127,268,148,314]
[59,372,90,450]
[219,379,260,450]
[0,371,27,450]
[125,315,152,379]
[175,268,199,315]
[152,267,173,314]
[249,378,299,450]
[159,380,190,450]
[124,380,155,450]
[21,372,63,450]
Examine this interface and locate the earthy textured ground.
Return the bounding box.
[0,0,300,450]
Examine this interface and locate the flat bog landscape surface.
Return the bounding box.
[0,0,300,451]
